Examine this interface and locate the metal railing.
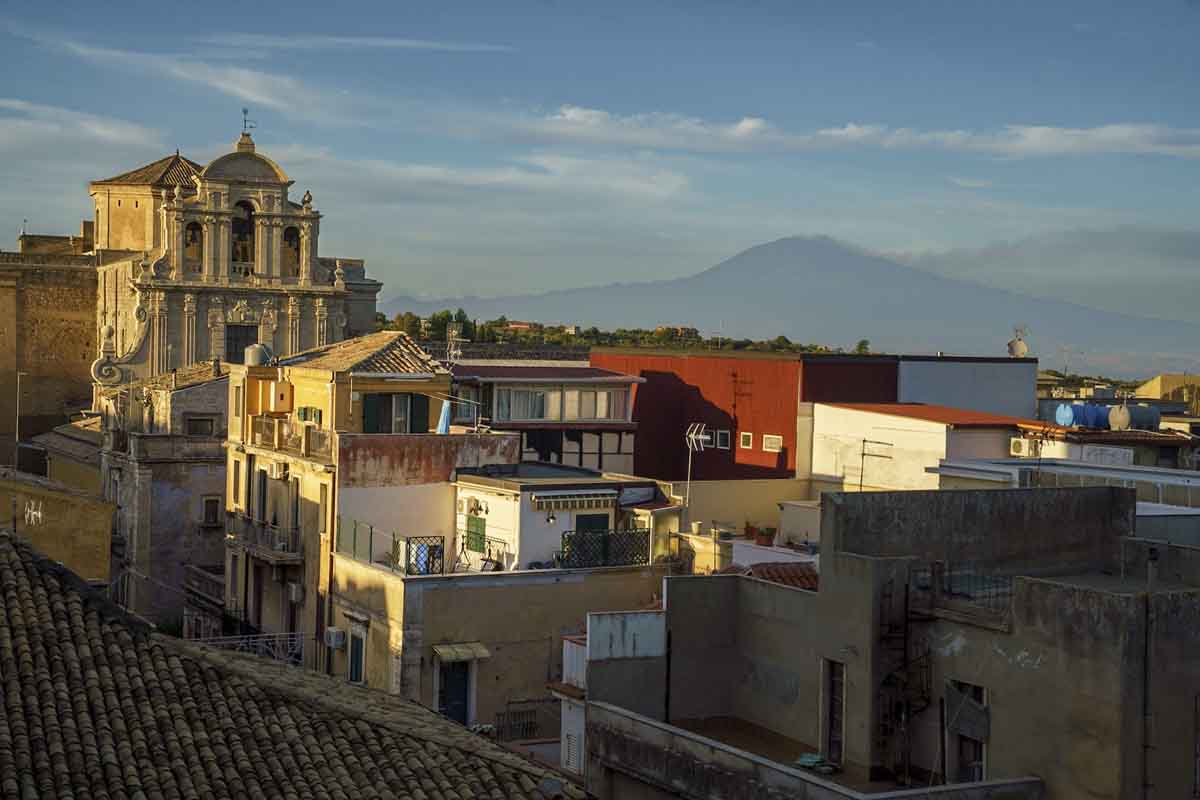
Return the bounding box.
[227,513,302,561]
[251,416,277,448]
[184,564,225,604]
[195,631,306,665]
[279,419,305,454]
[495,698,560,742]
[249,416,333,461]
[336,518,446,575]
[308,427,332,460]
[559,528,650,569]
[910,562,1013,617]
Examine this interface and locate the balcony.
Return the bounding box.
[127,433,225,462]
[184,563,225,607]
[559,528,650,569]
[335,520,446,576]
[227,512,302,564]
[249,415,333,463]
[193,631,306,666]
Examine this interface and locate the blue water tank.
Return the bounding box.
[1055,403,1075,427]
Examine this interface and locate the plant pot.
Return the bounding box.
[755,532,775,547]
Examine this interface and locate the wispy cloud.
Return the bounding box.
[0,98,162,150]
[948,176,992,189]
[497,105,1200,159]
[196,33,515,53]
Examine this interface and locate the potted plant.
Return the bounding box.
[744,520,758,540]
[756,526,777,547]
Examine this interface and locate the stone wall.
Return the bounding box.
[0,257,98,459]
[0,468,113,582]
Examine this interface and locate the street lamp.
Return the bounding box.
[12,371,27,470]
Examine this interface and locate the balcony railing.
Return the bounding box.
[184,564,225,605]
[559,528,650,569]
[249,415,333,462]
[335,518,445,575]
[227,512,302,563]
[195,631,305,666]
[458,530,511,568]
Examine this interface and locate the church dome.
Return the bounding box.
[200,133,290,182]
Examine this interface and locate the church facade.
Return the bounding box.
[90,131,381,388]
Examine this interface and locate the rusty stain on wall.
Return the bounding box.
[338,433,520,488]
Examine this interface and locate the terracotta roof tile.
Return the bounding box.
[721,561,819,591]
[0,535,582,799]
[92,153,204,187]
[286,331,447,376]
[100,361,230,397]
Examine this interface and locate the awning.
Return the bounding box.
[532,488,618,511]
[433,642,491,662]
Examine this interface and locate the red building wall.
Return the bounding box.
[591,351,897,481]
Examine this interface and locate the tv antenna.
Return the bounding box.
[446,323,467,365]
[242,107,257,132]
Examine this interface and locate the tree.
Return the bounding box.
[427,309,454,341]
[373,311,389,332]
[855,339,871,354]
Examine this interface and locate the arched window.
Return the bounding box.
[282,226,301,277]
[184,221,203,269]
[231,200,255,268]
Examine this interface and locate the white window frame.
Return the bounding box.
[739,431,754,449]
[715,429,731,450]
[762,434,784,453]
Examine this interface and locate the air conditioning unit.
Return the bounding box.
[268,461,289,480]
[287,582,305,604]
[1009,437,1038,457]
[324,627,346,649]
[269,381,294,413]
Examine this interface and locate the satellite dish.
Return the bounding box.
[1007,325,1030,358]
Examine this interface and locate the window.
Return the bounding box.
[282,226,301,277]
[184,221,203,267]
[562,388,627,421]
[740,431,754,449]
[319,484,328,534]
[762,434,784,453]
[465,515,486,553]
[232,460,240,505]
[231,200,255,266]
[715,429,731,450]
[348,627,365,684]
[234,385,243,418]
[826,660,845,765]
[297,406,323,426]
[202,496,221,526]
[453,386,479,422]
[496,388,556,421]
[950,681,987,783]
[225,325,258,364]
[362,393,430,433]
[186,417,216,437]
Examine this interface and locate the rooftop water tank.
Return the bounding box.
[1109,404,1160,431]
[1054,403,1075,427]
[244,343,273,366]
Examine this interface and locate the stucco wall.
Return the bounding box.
[812,405,949,491]
[587,610,668,721]
[663,477,809,529]
[0,471,113,582]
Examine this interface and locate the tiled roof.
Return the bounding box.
[30,419,102,465]
[92,153,204,187]
[824,402,1040,429]
[451,364,639,383]
[100,361,229,396]
[721,561,819,591]
[0,535,582,799]
[287,331,448,376]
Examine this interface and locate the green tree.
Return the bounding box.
[855,339,871,354]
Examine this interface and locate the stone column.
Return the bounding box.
[314,297,329,347]
[287,296,302,355]
[299,220,314,287]
[149,290,169,376]
[182,294,196,366]
[208,297,226,361]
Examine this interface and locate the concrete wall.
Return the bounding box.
[46,451,102,496]
[897,360,1037,419]
[0,470,113,582]
[663,477,809,529]
[337,432,520,488]
[823,488,1135,571]
[587,610,667,721]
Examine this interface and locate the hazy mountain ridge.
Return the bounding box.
[383,236,1200,377]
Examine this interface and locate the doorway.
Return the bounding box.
[439,661,471,725]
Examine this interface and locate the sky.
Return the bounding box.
[3,0,1200,307]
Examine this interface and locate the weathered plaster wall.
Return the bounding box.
[0,470,113,582]
[337,432,520,488]
[823,487,1135,571]
[587,610,668,721]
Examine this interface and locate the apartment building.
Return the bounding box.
[574,486,1200,799]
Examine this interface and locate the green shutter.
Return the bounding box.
[409,393,430,433]
[466,516,486,552]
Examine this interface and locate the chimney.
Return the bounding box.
[1147,546,1159,592]
[211,357,221,378]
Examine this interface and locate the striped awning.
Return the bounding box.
[433,642,491,662]
[532,489,618,511]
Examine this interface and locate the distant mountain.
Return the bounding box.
[900,227,1200,327]
[383,236,1200,377]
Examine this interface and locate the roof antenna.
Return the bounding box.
[242,107,257,132]
[20,219,27,237]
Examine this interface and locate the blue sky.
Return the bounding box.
[3,0,1200,304]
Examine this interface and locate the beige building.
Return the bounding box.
[31,416,103,495]
[89,132,381,392]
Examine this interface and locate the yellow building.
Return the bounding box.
[0,468,113,583]
[214,330,523,666]
[31,416,103,495]
[1137,373,1200,415]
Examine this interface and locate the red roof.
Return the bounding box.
[824,402,1043,429]
[451,364,639,383]
[720,561,819,591]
